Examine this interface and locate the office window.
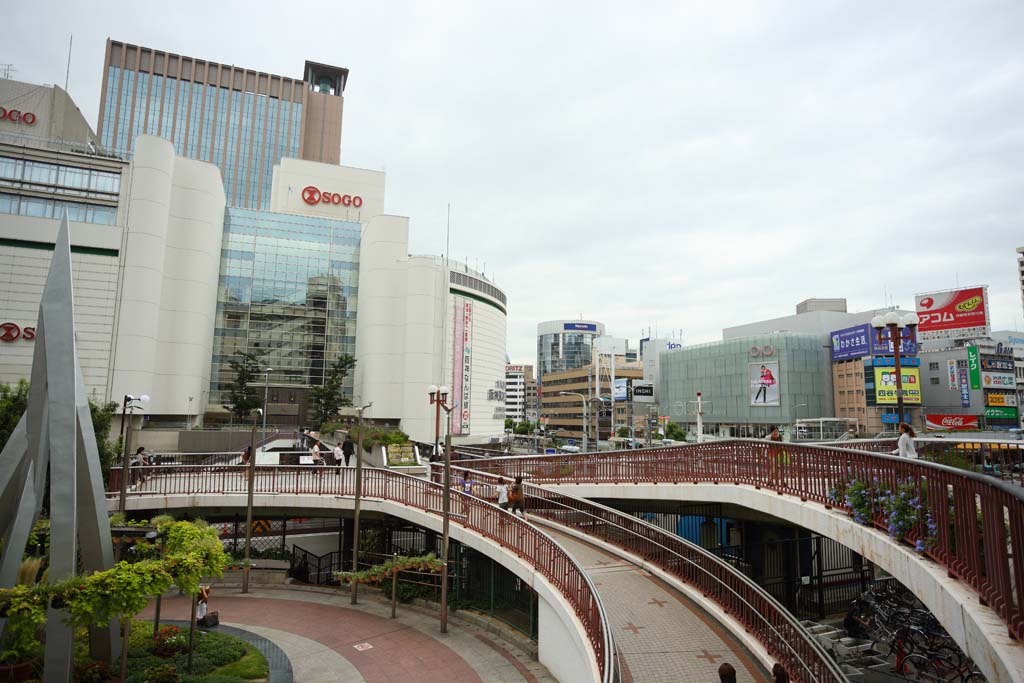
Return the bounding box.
[930,377,940,385]
[0,157,22,180]
[928,362,940,371]
[20,196,52,218]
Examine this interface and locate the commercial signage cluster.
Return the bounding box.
[914,286,990,341]
[925,414,979,431]
[830,323,917,361]
[873,367,922,405]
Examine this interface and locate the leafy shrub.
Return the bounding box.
[153,625,186,657]
[74,659,111,683]
[144,664,180,683]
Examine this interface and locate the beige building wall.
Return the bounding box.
[301,89,344,164]
[0,79,97,145]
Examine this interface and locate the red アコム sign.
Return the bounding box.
[915,287,988,337]
[925,414,979,431]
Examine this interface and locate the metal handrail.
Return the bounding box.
[449,438,1024,643]
[106,463,617,683]
[444,464,848,683]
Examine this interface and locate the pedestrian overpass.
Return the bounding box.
[450,438,1024,683]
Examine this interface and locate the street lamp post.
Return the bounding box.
[187,396,194,430]
[242,408,261,594]
[350,401,373,605]
[559,391,588,452]
[117,393,150,515]
[262,368,273,436]
[871,312,920,430]
[428,384,444,461]
[428,385,453,633]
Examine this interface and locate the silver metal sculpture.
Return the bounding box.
[0,211,117,681]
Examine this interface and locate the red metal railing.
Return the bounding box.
[450,438,1024,643]
[829,437,1024,485]
[108,464,616,682]
[443,464,848,683]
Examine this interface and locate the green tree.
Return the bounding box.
[616,426,631,438]
[0,379,30,448]
[0,380,119,484]
[665,421,687,441]
[222,350,268,421]
[504,418,515,431]
[514,421,535,435]
[308,354,357,429]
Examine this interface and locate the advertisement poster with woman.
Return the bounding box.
[749,361,780,406]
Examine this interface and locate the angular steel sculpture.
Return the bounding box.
[0,212,117,681]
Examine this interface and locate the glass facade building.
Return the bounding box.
[536,320,606,379]
[97,40,348,211]
[209,208,361,409]
[0,154,120,225]
[659,334,830,437]
[98,63,301,209]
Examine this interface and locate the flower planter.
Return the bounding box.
[0,658,39,683]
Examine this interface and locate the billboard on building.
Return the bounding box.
[452,299,473,435]
[985,406,1019,420]
[986,393,1018,407]
[564,322,597,332]
[947,360,957,390]
[915,287,990,341]
[749,361,780,406]
[613,378,629,402]
[982,371,1016,389]
[873,367,922,405]
[830,323,917,360]
[632,383,655,403]
[925,414,979,431]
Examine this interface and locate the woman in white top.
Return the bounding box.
[893,423,918,459]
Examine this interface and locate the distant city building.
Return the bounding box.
[97,39,348,209]
[919,339,1018,431]
[795,298,848,315]
[658,334,831,438]
[536,319,605,379]
[505,364,534,423]
[540,362,642,441]
[1017,247,1024,320]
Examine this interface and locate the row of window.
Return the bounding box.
[0,157,121,195]
[0,193,117,225]
[101,67,302,209]
[450,271,507,305]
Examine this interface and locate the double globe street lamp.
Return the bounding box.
[117,393,150,515]
[427,384,454,633]
[870,311,920,430]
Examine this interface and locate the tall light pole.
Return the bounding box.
[871,312,919,430]
[242,408,261,594]
[428,384,444,461]
[428,385,453,632]
[187,395,194,430]
[560,391,588,452]
[117,393,149,515]
[350,401,373,605]
[261,367,273,436]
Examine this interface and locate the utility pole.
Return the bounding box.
[350,402,372,604]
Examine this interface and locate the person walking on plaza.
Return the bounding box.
[718,662,737,683]
[892,422,918,459]
[767,425,785,486]
[342,434,355,466]
[509,476,527,517]
[311,440,323,464]
[333,440,344,475]
[496,478,510,512]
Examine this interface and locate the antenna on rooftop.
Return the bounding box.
[0,64,16,79]
[64,35,73,92]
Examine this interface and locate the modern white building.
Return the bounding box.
[2,76,509,443]
[536,319,605,379]
[505,364,535,423]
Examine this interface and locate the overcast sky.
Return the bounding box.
[5,1,1023,363]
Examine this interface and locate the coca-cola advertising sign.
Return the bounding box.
[915,286,990,341]
[925,414,979,431]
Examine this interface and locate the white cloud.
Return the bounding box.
[5,0,1022,363]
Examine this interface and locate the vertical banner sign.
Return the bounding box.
[749,361,781,406]
[959,368,971,407]
[461,301,473,433]
[452,299,465,435]
[967,346,981,390]
[947,360,958,390]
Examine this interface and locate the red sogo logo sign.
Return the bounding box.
[0,107,37,125]
[301,185,363,208]
[0,322,36,343]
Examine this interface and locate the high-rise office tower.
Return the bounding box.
[96,39,347,208]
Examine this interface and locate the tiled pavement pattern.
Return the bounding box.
[545,529,771,683]
[141,586,554,682]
